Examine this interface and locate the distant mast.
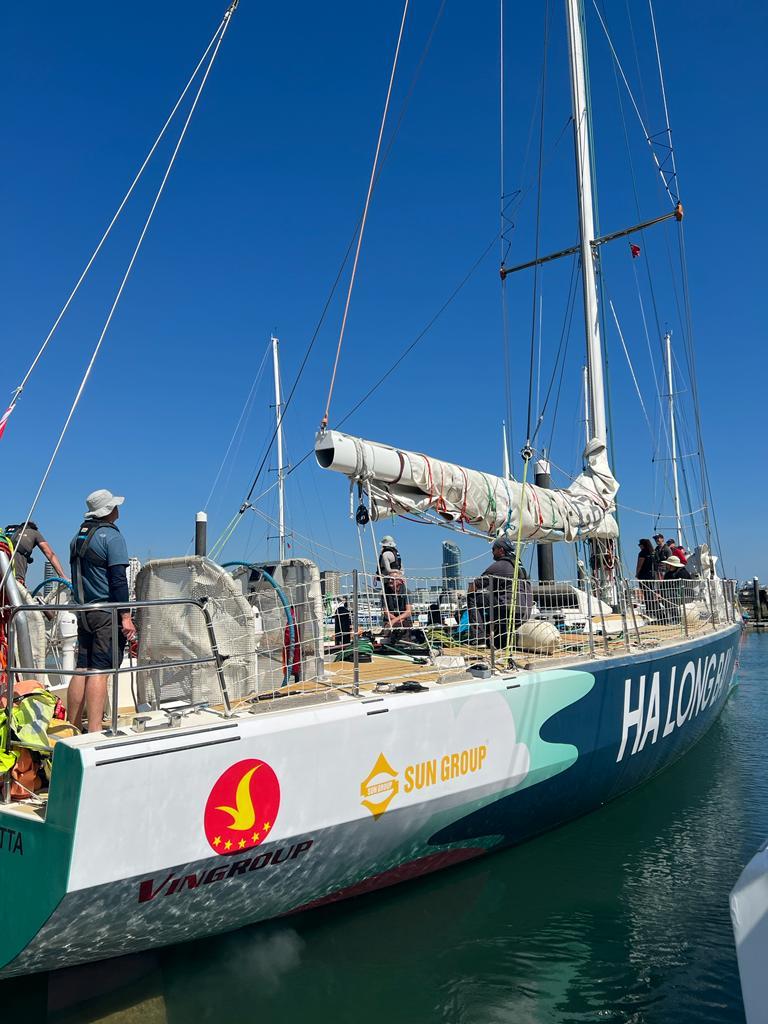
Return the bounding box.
[565,0,607,445]
[272,335,286,562]
[664,331,684,545]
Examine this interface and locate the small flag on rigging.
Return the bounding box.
[630,243,641,259]
[0,403,14,441]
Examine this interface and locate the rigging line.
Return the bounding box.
[320,0,410,431]
[203,338,271,512]
[333,231,502,435]
[607,29,673,476]
[608,300,653,439]
[617,9,671,372]
[238,0,445,513]
[590,0,678,205]
[217,225,502,553]
[647,0,679,190]
[1,3,239,597]
[535,293,543,429]
[543,300,574,461]
[499,0,505,266]
[526,0,550,444]
[674,225,714,550]
[249,505,359,563]
[531,255,579,444]
[0,10,229,441]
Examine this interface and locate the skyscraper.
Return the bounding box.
[442,541,461,593]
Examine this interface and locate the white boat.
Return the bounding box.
[0,0,741,978]
[731,842,768,1024]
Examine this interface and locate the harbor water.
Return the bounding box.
[7,631,765,1023]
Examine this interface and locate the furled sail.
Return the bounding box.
[315,430,618,542]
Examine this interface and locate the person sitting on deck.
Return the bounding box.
[3,520,68,587]
[468,538,532,650]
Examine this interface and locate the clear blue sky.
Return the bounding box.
[2,1,766,588]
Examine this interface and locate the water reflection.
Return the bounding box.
[10,634,763,1023]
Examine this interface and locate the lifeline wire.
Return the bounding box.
[321,0,410,431]
[0,2,239,596]
[231,0,446,526]
[590,0,677,204]
[0,8,231,442]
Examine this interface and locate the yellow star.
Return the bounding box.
[251,832,260,843]
[213,836,222,847]
[238,838,246,849]
[224,839,232,851]
[263,821,271,832]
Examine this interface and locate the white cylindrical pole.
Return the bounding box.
[272,336,286,563]
[565,0,606,445]
[195,511,208,557]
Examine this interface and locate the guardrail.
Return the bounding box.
[324,572,740,679]
[2,597,232,801]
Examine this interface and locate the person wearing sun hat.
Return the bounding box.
[659,553,694,624]
[67,489,136,732]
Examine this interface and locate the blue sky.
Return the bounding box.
[2,1,766,588]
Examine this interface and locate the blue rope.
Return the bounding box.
[223,562,295,687]
[31,577,73,597]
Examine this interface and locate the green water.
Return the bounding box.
[11,632,766,1022]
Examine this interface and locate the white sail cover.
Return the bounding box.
[316,430,618,542]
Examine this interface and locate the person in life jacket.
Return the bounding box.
[378,536,413,630]
[67,489,137,732]
[468,537,532,649]
[3,520,68,586]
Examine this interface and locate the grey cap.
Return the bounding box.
[380,535,396,547]
[85,489,125,519]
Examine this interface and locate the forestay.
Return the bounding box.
[316,430,618,542]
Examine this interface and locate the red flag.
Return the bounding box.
[630,243,641,259]
[0,403,14,440]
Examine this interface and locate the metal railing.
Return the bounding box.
[2,596,232,801]
[324,571,740,678]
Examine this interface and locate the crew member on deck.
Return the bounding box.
[67,489,137,733]
[378,535,413,630]
[3,520,67,586]
[468,538,532,650]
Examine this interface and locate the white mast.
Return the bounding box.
[271,335,286,562]
[565,0,607,445]
[582,364,590,450]
[665,331,683,544]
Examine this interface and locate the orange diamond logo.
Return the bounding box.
[360,752,399,819]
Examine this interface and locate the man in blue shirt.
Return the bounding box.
[67,489,136,732]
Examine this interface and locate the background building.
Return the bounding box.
[442,541,461,594]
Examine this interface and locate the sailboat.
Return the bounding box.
[0,0,740,979]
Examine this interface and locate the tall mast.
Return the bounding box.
[271,335,286,562]
[565,0,606,445]
[665,331,683,544]
[582,364,590,450]
[502,420,511,479]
